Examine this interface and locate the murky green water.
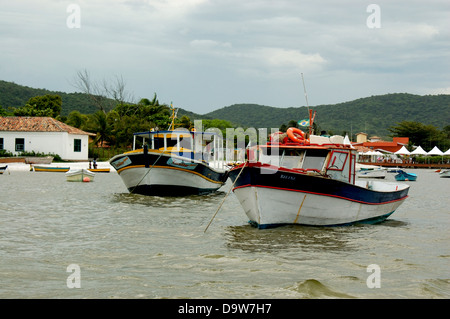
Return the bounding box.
[0,169,448,298]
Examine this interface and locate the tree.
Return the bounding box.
[88,111,112,147]
[288,120,298,128]
[71,69,134,113]
[389,120,449,151]
[13,94,62,117]
[177,115,192,129]
[0,105,7,116]
[66,110,88,129]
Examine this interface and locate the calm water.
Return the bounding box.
[0,167,448,299]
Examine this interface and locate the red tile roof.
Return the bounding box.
[0,116,95,136]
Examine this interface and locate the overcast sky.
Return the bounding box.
[1,0,449,114]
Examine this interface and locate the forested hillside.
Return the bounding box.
[1,80,449,139]
[0,80,105,115]
[205,93,450,138]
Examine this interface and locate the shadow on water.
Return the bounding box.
[224,218,409,254]
[376,219,409,228]
[225,224,359,253]
[111,190,227,208]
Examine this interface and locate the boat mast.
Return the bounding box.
[301,73,316,136]
[168,101,178,131]
[301,73,309,113]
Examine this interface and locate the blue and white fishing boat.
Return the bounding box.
[395,170,417,181]
[228,118,410,228]
[109,105,228,196]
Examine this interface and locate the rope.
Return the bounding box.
[204,162,247,233]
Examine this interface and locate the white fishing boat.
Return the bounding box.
[65,168,95,182]
[109,105,228,196]
[356,164,387,179]
[227,112,409,228]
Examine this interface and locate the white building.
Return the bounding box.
[0,116,96,161]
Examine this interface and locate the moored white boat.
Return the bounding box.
[65,168,95,182]
[228,123,409,228]
[439,169,450,178]
[356,165,387,179]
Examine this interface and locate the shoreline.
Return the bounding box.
[1,161,116,172]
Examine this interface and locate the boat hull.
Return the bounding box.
[395,171,417,181]
[0,165,7,174]
[88,168,110,173]
[229,163,409,228]
[65,169,95,182]
[33,166,70,172]
[439,170,450,178]
[356,169,387,179]
[110,151,228,196]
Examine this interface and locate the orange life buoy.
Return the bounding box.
[286,127,305,143]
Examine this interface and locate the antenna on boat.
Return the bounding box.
[301,73,316,136]
[301,73,309,112]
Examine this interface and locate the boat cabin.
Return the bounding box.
[252,136,357,184]
[132,129,223,163]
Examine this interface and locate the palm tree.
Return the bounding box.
[92,111,112,148]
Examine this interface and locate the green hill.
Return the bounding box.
[0,80,105,115]
[1,80,449,139]
[205,93,450,138]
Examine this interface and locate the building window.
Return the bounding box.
[74,139,81,152]
[15,138,25,152]
[0,138,3,150]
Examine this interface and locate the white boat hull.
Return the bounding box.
[65,169,95,182]
[439,169,450,178]
[357,169,387,179]
[118,165,224,194]
[234,185,407,227]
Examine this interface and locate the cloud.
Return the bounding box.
[256,47,326,73]
[0,0,449,113]
[190,39,232,49]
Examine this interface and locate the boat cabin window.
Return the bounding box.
[326,151,348,171]
[151,133,193,151]
[259,146,284,166]
[280,149,305,169]
[302,149,329,171]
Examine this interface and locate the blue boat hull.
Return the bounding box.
[395,171,417,181]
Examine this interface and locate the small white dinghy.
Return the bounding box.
[65,169,95,182]
[439,169,450,178]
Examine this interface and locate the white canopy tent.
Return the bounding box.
[395,146,410,155]
[444,148,450,155]
[427,146,444,156]
[410,145,427,155]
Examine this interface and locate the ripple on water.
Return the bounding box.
[288,279,356,299]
